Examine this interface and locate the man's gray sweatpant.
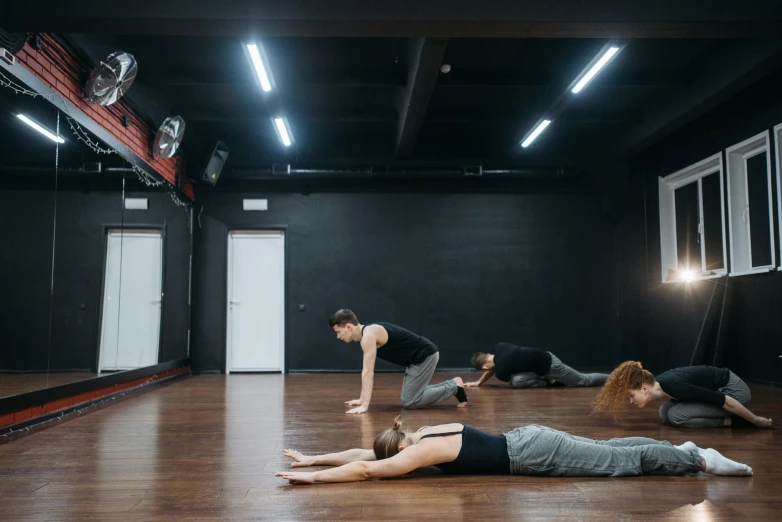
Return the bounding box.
[510,353,609,388]
[658,371,751,428]
[400,352,458,409]
[505,424,702,477]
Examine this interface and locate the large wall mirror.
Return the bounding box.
[0,73,191,401]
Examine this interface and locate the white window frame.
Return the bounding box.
[659,153,727,283]
[725,130,776,276]
[774,122,782,270]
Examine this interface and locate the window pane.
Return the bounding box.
[746,152,772,267]
[701,173,724,272]
[674,181,700,272]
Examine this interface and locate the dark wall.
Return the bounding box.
[191,184,622,373]
[0,190,55,370]
[621,67,782,384]
[0,187,191,371]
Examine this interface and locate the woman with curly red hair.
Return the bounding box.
[593,361,772,428]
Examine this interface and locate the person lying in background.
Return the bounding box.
[465,343,608,389]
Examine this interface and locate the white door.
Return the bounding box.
[98,230,163,371]
[227,231,285,372]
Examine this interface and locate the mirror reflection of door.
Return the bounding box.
[98,229,163,372]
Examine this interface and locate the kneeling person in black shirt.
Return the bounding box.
[466,342,609,389]
[593,361,772,428]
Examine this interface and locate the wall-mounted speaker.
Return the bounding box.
[201,141,230,186]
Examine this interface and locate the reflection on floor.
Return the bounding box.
[0,372,98,398]
[0,373,779,520]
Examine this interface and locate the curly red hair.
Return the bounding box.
[592,361,655,420]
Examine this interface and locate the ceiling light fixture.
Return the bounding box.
[247,43,272,92]
[274,117,292,146]
[17,114,65,143]
[520,119,551,148]
[571,46,620,94]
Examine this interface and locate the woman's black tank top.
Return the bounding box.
[420,425,510,475]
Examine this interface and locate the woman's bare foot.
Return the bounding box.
[454,377,468,408]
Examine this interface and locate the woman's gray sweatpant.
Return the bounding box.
[504,425,702,477]
[510,353,609,388]
[658,371,751,428]
[400,352,459,409]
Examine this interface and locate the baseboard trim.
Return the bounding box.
[0,369,93,374]
[0,358,189,416]
[0,371,189,441]
[745,378,782,388]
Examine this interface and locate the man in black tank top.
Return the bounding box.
[329,309,468,414]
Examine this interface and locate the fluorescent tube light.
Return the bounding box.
[521,120,551,148]
[571,46,620,94]
[274,117,292,146]
[247,43,272,92]
[17,114,64,143]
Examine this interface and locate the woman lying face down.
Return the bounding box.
[275,416,752,484]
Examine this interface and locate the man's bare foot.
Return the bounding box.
[454,377,468,407]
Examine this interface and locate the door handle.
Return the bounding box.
[150,300,162,305]
[230,300,241,305]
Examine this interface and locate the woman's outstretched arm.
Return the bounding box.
[276,443,446,484]
[282,448,376,467]
[723,397,773,428]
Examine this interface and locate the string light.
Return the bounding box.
[65,115,115,155]
[0,70,56,100]
[130,163,164,187]
[168,189,191,208]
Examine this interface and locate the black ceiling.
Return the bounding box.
[7,1,782,38]
[5,2,782,182]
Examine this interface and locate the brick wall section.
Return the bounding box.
[13,40,194,200]
[0,366,190,429]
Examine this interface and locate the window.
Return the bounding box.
[726,131,776,276]
[774,122,782,270]
[659,153,727,283]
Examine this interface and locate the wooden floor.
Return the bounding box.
[0,372,98,398]
[0,373,780,521]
